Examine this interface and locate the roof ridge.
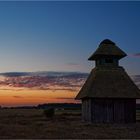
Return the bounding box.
[88,39,127,60]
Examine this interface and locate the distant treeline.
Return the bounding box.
[1,103,81,110]
[1,103,140,110]
[38,103,81,110]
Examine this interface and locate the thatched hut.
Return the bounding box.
[76,39,140,123]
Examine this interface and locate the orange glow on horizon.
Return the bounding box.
[0,88,80,107]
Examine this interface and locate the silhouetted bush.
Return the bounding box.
[44,108,55,118]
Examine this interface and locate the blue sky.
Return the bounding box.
[0,1,140,75]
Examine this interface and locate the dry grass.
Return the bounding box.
[0,109,139,139]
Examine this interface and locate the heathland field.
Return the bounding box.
[0,109,139,139]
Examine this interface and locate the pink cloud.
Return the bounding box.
[130,53,140,57]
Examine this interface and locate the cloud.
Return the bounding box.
[56,97,74,100]
[131,53,140,57]
[13,96,23,98]
[66,62,80,66]
[51,88,78,92]
[0,71,87,91]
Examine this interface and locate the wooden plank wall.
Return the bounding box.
[91,99,114,123]
[82,99,92,122]
[82,98,136,123]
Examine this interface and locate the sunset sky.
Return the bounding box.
[0,1,139,74]
[0,1,140,106]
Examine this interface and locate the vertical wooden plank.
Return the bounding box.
[91,99,95,122]
[106,99,114,123]
[85,99,87,121]
[82,98,136,123]
[82,99,84,121]
[114,99,123,123]
[88,99,92,122]
[124,99,136,123]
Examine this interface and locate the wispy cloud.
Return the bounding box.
[13,96,23,98]
[51,88,78,92]
[56,97,74,100]
[66,62,80,66]
[131,53,140,57]
[0,71,87,92]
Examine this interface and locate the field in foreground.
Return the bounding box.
[0,109,139,139]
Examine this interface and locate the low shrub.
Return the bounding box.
[44,108,55,118]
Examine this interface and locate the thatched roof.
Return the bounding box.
[88,39,127,60]
[76,66,140,99]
